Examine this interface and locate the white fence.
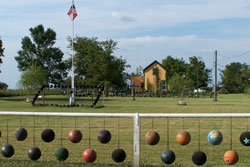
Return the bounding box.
[1,111,250,167]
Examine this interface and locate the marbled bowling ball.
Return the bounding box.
[192,151,207,166]
[208,130,223,145]
[1,144,14,158]
[176,130,191,145]
[145,130,160,145]
[161,150,175,164]
[240,131,250,146]
[224,150,239,165]
[97,130,111,144]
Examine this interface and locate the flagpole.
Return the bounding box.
[71,0,75,105]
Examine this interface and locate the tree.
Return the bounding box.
[67,37,130,88]
[162,56,187,88]
[0,82,8,90]
[169,73,194,100]
[0,38,4,73]
[186,56,211,88]
[130,66,143,76]
[19,65,48,97]
[15,25,67,84]
[220,62,249,93]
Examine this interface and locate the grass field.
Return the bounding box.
[0,94,250,167]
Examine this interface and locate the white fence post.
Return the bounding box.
[133,113,140,167]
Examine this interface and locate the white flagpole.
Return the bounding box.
[71,0,75,105]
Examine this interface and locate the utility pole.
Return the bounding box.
[214,50,217,101]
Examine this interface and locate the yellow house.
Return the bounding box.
[143,60,167,92]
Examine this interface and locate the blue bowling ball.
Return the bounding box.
[208,130,223,145]
[161,150,175,164]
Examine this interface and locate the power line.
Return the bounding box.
[218,50,250,59]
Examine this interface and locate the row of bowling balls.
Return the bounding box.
[1,144,126,163]
[161,149,239,165]
[145,129,250,146]
[4,128,112,144]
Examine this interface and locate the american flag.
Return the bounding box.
[67,5,78,21]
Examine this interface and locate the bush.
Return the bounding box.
[0,82,8,90]
[244,86,250,95]
[218,87,229,94]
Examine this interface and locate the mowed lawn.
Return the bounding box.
[0,94,249,167]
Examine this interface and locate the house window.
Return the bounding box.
[153,68,159,75]
[161,80,166,90]
[141,83,144,89]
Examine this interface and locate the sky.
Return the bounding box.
[1,0,250,89]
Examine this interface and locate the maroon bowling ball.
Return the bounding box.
[68,129,82,143]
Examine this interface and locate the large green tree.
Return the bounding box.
[19,65,48,97]
[162,56,187,87]
[67,37,130,88]
[15,25,67,84]
[0,38,4,73]
[220,62,250,93]
[186,56,211,88]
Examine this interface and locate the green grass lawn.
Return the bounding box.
[0,94,249,167]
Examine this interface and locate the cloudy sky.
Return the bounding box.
[1,0,250,88]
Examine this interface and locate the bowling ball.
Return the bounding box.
[224,150,239,165]
[208,130,223,145]
[69,129,82,143]
[192,151,207,166]
[1,144,14,158]
[145,130,160,145]
[28,147,41,161]
[82,149,97,163]
[97,130,111,144]
[15,127,28,141]
[112,149,126,163]
[176,130,191,145]
[55,147,69,161]
[240,131,250,146]
[161,150,175,164]
[41,129,55,143]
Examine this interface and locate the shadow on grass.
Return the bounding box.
[0,159,132,167]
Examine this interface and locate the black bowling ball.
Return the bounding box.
[192,151,207,166]
[15,127,28,141]
[161,150,175,164]
[1,144,14,158]
[28,147,41,160]
[41,129,55,143]
[112,149,126,163]
[240,131,250,146]
[97,130,111,144]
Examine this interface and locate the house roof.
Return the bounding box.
[143,60,167,72]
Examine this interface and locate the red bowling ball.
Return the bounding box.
[82,149,97,163]
[68,129,82,143]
